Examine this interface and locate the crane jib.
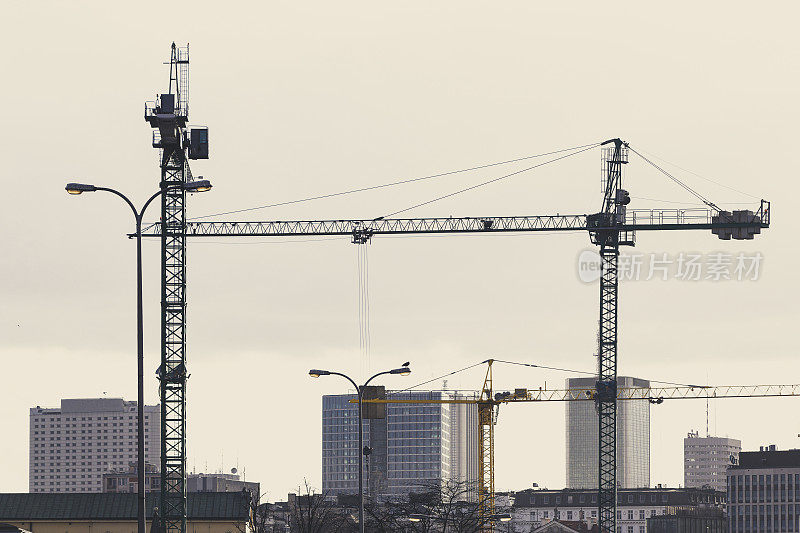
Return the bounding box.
[137,201,769,239]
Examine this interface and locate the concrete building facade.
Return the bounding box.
[321,391,478,498]
[102,462,159,493]
[726,446,800,533]
[683,431,741,492]
[186,472,260,499]
[565,377,650,489]
[511,487,725,533]
[29,398,159,493]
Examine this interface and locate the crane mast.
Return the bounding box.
[137,133,769,532]
[144,43,208,533]
[589,138,630,533]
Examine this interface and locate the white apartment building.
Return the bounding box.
[29,398,159,493]
[684,431,741,493]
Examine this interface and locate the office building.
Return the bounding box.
[683,431,741,492]
[29,398,159,493]
[511,487,724,533]
[102,462,159,493]
[187,471,260,499]
[726,446,800,533]
[565,377,650,489]
[321,390,478,498]
[103,464,260,499]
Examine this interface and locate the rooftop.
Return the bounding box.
[0,492,249,521]
[733,449,800,469]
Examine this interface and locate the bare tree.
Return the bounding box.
[364,480,492,533]
[236,489,289,533]
[288,479,355,533]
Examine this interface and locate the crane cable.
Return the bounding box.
[380,143,600,219]
[188,142,601,221]
[632,148,759,200]
[396,358,706,394]
[628,146,724,213]
[491,359,705,388]
[356,242,371,380]
[392,361,489,394]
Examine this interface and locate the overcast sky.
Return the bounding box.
[1,1,798,500]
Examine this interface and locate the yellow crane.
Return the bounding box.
[359,359,800,529]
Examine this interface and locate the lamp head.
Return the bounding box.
[184,178,212,193]
[309,369,331,378]
[390,367,411,376]
[492,513,512,522]
[65,183,97,195]
[408,514,426,522]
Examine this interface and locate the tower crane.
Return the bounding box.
[131,46,772,533]
[142,138,768,533]
[356,359,799,530]
[143,43,209,533]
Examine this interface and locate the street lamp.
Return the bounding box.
[65,179,212,533]
[308,364,411,533]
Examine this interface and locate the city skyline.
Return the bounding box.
[1,1,797,504]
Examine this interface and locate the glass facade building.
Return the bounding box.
[566,376,650,489]
[727,448,800,533]
[322,391,477,497]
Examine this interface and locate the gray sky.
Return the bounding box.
[1,1,798,500]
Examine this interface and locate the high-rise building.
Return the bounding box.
[29,398,160,493]
[565,376,650,489]
[683,431,741,492]
[321,391,478,498]
[726,446,800,533]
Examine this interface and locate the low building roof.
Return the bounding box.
[0,492,249,521]
[733,449,800,469]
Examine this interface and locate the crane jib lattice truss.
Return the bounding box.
[134,48,771,533]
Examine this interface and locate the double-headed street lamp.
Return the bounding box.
[309,365,411,533]
[65,179,212,533]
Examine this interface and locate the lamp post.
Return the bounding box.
[309,365,411,533]
[65,179,212,533]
